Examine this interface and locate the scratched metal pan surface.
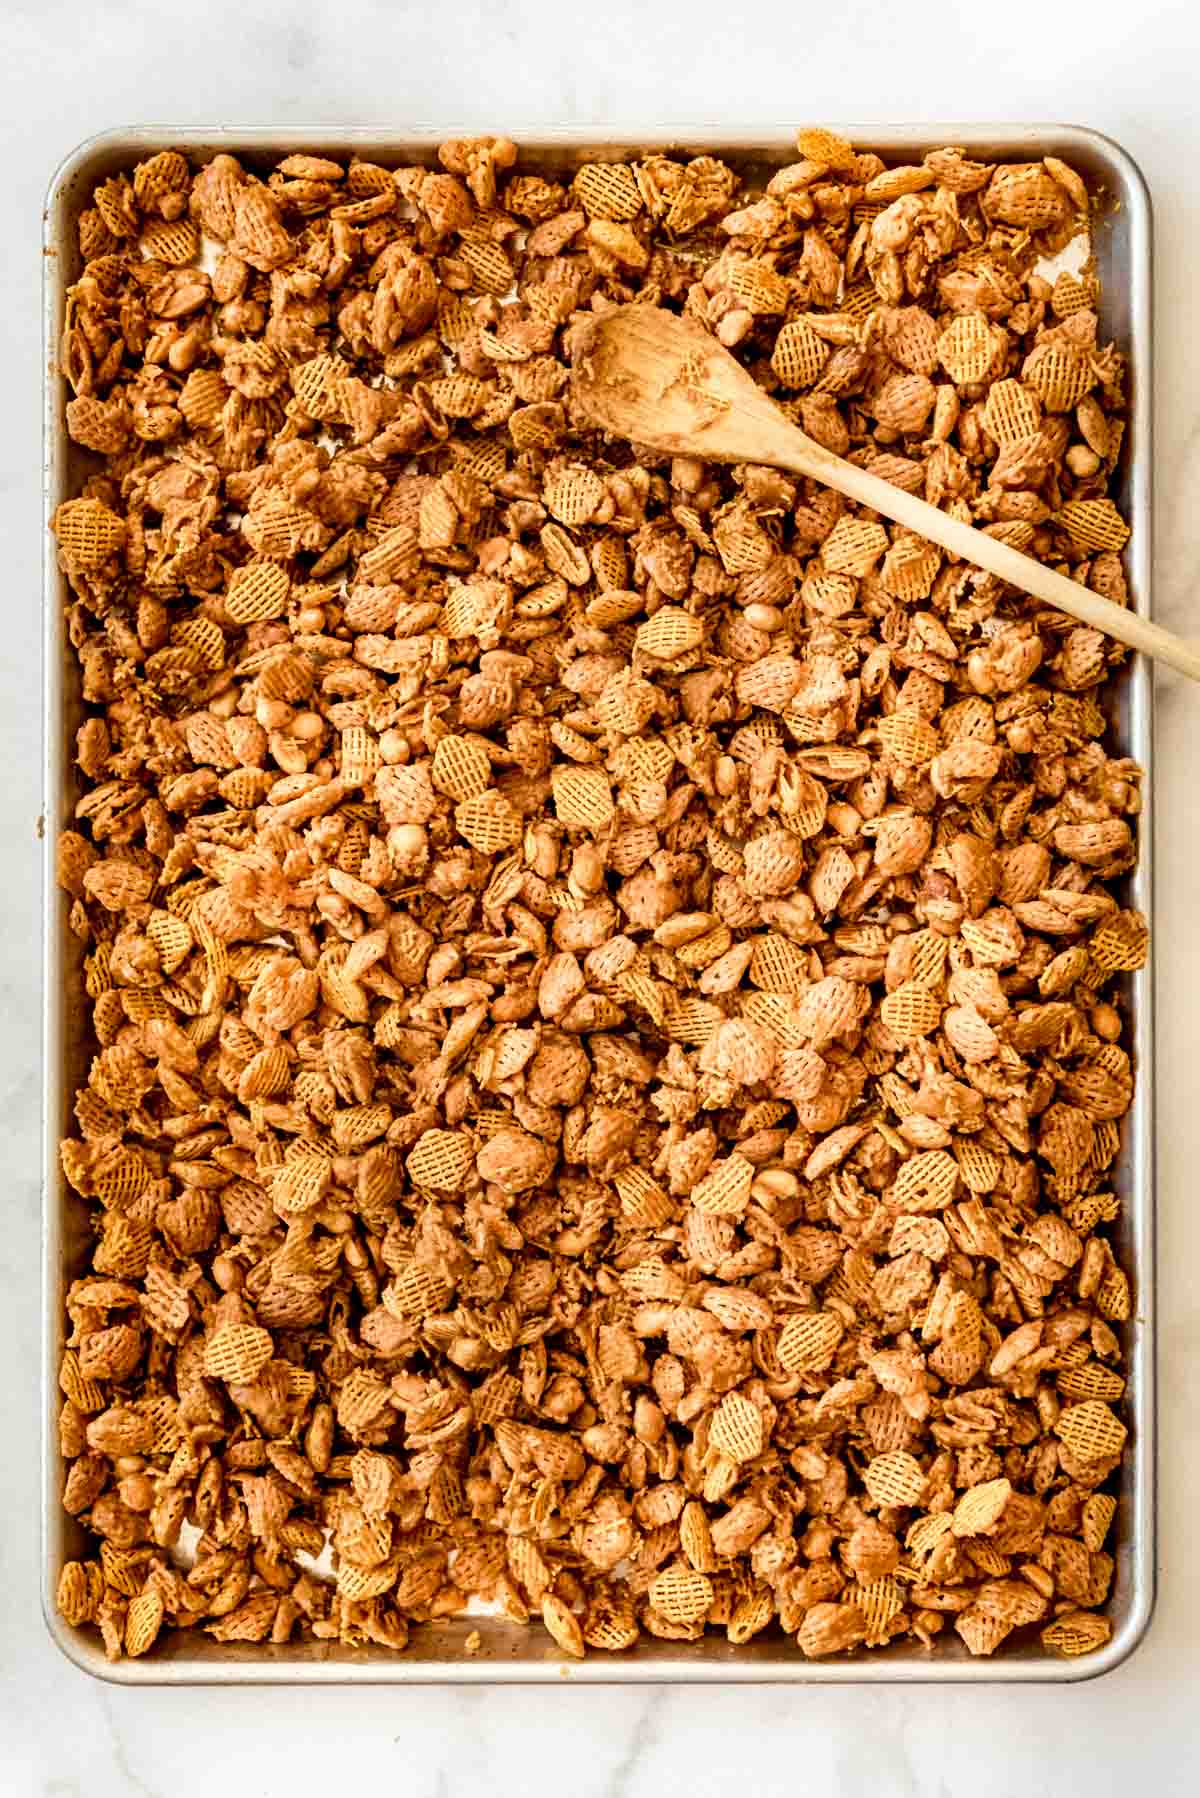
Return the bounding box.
[42,125,1154,1684]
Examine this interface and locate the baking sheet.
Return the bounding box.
[42,124,1155,1683]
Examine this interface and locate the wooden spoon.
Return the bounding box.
[572,305,1195,681]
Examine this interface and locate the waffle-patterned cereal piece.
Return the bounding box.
[863,1451,927,1508]
[776,1311,843,1372]
[635,607,704,659]
[937,312,998,385]
[552,766,614,830]
[1055,1401,1127,1462]
[772,319,828,389]
[407,1129,473,1188]
[52,498,125,567]
[455,791,523,852]
[203,1323,273,1384]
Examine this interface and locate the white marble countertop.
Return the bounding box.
[5,1,1199,1791]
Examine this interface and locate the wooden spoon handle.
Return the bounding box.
[772,421,1185,678]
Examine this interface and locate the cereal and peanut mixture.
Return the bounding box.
[52,131,1144,1665]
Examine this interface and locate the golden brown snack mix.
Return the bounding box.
[52,128,1142,1664]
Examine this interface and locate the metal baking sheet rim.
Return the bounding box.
[41,124,1155,1685]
